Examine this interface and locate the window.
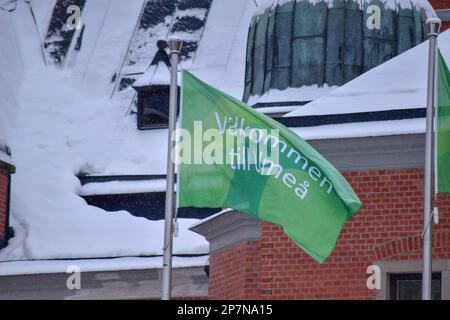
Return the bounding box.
[137,85,179,129]
[389,273,442,300]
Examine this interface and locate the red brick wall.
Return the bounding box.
[208,168,450,300]
[439,22,449,31]
[0,168,10,243]
[430,0,450,31]
[430,0,450,10]
[209,240,261,299]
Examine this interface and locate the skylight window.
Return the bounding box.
[136,85,179,130]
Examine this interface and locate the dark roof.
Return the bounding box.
[275,108,426,128]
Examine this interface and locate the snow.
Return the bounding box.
[0,255,208,276]
[0,1,207,264]
[254,0,326,16]
[190,0,257,99]
[121,4,209,78]
[133,61,180,88]
[0,0,441,271]
[256,106,300,114]
[0,149,12,166]
[0,154,11,165]
[189,208,233,230]
[254,0,436,16]
[73,0,144,96]
[79,179,166,196]
[0,0,16,11]
[378,0,435,12]
[285,30,450,118]
[174,8,208,20]
[291,118,425,140]
[247,85,337,107]
[426,17,442,25]
[27,0,54,40]
[0,7,23,157]
[0,0,261,265]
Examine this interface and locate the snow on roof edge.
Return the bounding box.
[78,179,166,196]
[253,0,437,18]
[0,255,209,276]
[189,208,234,230]
[291,118,425,141]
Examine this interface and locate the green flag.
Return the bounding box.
[437,50,450,194]
[178,70,361,263]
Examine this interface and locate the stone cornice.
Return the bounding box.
[308,134,425,171]
[190,210,261,253]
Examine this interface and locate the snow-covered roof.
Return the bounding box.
[0,0,207,264]
[133,61,172,88]
[188,0,256,99]
[285,29,450,118]
[0,0,444,268]
[0,256,208,276]
[79,179,166,196]
[247,85,336,107]
[0,143,13,166]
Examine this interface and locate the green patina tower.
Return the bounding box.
[244,0,433,103]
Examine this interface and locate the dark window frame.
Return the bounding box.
[136,85,180,130]
[389,272,442,300]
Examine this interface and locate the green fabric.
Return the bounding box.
[437,50,450,193]
[179,70,362,263]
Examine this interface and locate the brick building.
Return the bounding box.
[193,166,450,299]
[191,0,450,300]
[433,0,450,30]
[0,145,14,249]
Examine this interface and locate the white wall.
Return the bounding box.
[0,9,23,152]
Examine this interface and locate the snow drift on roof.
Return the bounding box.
[133,61,172,87]
[0,0,208,264]
[189,0,256,99]
[0,9,22,153]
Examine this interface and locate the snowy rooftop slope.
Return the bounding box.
[133,62,171,87]
[0,148,12,166]
[285,29,450,118]
[189,0,256,99]
[246,85,337,107]
[79,179,166,196]
[0,1,209,263]
[0,255,208,276]
[133,60,183,88]
[72,0,144,97]
[0,8,23,154]
[115,0,214,94]
[290,117,425,140]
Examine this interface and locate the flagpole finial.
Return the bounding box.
[426,18,441,36]
[167,36,183,54]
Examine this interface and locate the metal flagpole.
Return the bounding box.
[162,36,183,300]
[422,18,441,301]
